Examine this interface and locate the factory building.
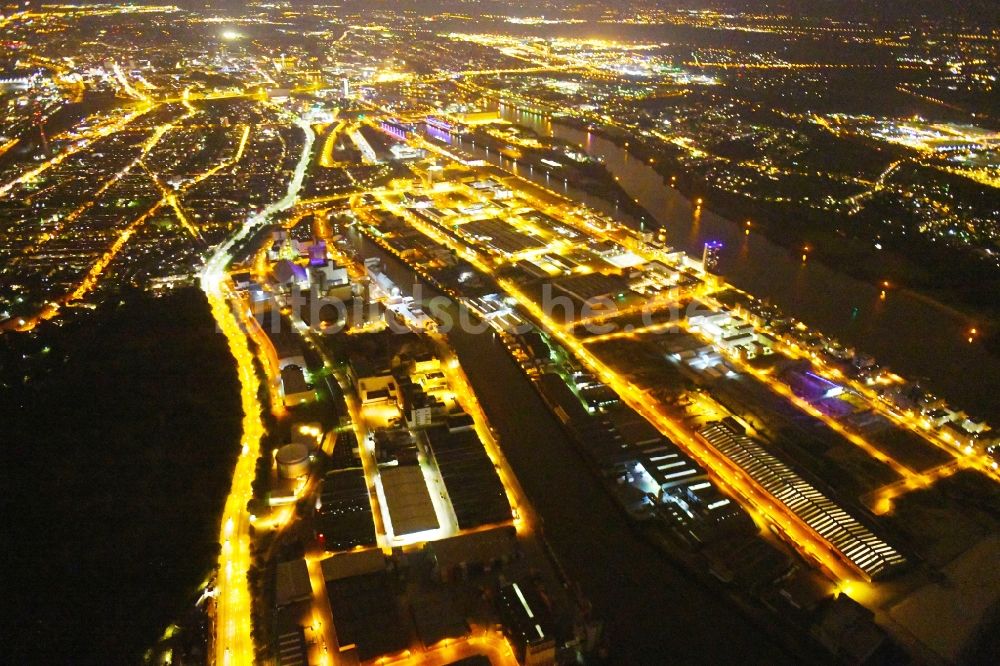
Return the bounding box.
[280,365,313,407]
[276,442,311,479]
[497,582,556,665]
[698,421,906,580]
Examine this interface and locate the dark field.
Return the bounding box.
[2,288,241,664]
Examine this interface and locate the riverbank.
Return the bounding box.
[466,125,652,224]
[343,226,804,663]
[487,107,1000,421]
[566,116,1000,327]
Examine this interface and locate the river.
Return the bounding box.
[344,228,797,663]
[460,106,999,421]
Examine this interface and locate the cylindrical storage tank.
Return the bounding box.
[276,443,310,479]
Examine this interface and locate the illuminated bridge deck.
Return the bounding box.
[698,422,906,580]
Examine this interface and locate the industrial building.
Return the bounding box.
[380,465,440,537]
[322,551,409,662]
[315,467,377,552]
[280,365,313,407]
[425,426,512,530]
[698,421,906,580]
[273,617,308,666]
[274,559,312,608]
[276,443,311,479]
[497,582,556,666]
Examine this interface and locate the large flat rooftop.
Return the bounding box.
[699,421,906,580]
[380,464,440,537]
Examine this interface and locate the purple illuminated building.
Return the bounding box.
[702,241,723,274]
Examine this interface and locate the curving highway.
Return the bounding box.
[200,114,315,666]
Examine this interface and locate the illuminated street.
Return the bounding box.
[4,3,1000,665]
[199,114,314,665]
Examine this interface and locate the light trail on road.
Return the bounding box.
[10,102,213,329]
[318,111,344,167]
[0,138,18,158]
[201,268,264,666]
[200,114,315,665]
[0,102,156,198]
